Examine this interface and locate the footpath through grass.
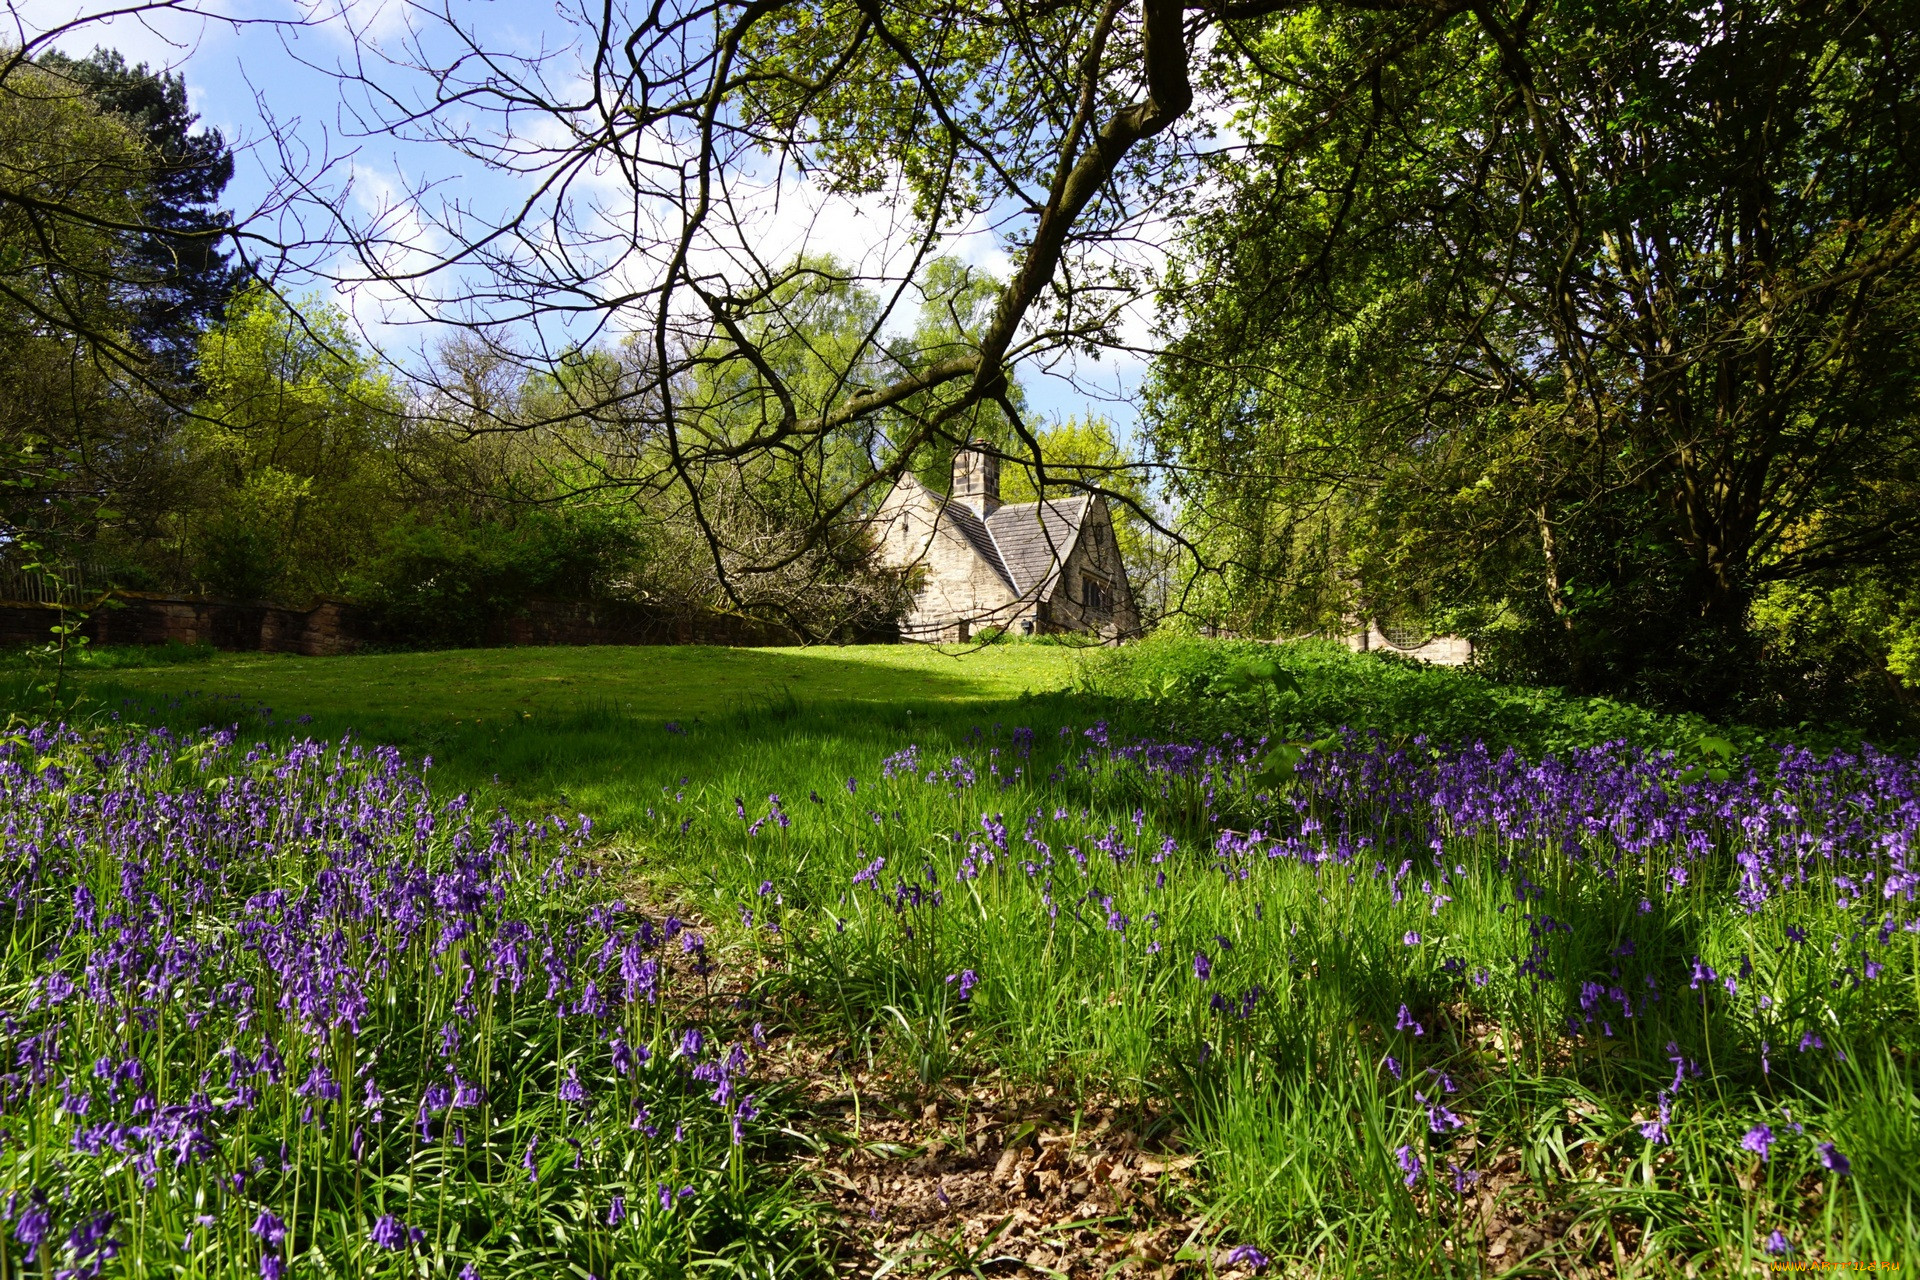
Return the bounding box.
[3,638,1917,1278]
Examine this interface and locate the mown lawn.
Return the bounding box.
[5,642,1091,828]
[49,642,1083,721]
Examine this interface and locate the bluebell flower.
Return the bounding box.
[1225,1244,1270,1271]
[1638,1091,1672,1145]
[370,1214,409,1250]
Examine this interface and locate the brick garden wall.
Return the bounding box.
[0,592,824,655]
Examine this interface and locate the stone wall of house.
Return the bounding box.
[1043,502,1141,640]
[879,477,1024,642]
[0,592,812,655]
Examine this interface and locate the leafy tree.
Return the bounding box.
[36,48,243,378]
[182,286,402,598]
[1149,0,1920,711]
[0,47,240,579]
[0,61,159,556]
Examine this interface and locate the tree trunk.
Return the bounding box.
[1537,504,1587,691]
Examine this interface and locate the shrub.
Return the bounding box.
[346,504,642,648]
[1075,634,1802,756]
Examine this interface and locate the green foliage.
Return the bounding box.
[33,46,242,374]
[1075,635,1811,758]
[347,503,645,648]
[1149,0,1920,718]
[900,258,1031,492]
[0,60,146,339]
[180,286,403,599]
[1751,574,1920,728]
[0,62,162,558]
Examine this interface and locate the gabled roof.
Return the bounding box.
[941,501,1017,593]
[984,496,1092,601]
[889,471,1098,605]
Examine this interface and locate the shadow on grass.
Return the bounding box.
[4,663,1145,834]
[4,642,1072,721]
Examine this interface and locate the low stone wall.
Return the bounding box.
[0,592,835,655]
[0,592,365,657]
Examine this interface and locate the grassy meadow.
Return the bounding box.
[2,639,1917,1278]
[3,642,1085,829]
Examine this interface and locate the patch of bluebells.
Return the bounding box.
[0,725,775,1273]
[721,719,1920,1236]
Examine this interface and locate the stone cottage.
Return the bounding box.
[873,441,1141,642]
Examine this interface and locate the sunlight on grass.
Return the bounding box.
[35,642,1084,721]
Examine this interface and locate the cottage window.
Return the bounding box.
[1082,574,1110,612]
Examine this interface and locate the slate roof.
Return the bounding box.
[929,492,1092,602]
[985,497,1092,599]
[941,502,1015,593]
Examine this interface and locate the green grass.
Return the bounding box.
[2,643,1090,829]
[6,638,1918,1275]
[26,641,1079,720]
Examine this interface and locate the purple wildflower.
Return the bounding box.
[370,1214,409,1250]
[1225,1244,1270,1271]
[1395,1144,1422,1187]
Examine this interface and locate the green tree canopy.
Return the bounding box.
[35,47,242,377]
[183,286,402,598]
[0,60,156,553]
[1148,0,1920,710]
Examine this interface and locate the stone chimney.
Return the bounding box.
[951,439,1001,516]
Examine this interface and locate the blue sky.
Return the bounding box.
[20,0,1151,441]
